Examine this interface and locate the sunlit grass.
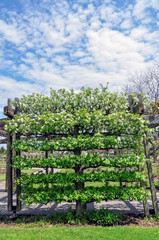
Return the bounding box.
[0,226,159,240]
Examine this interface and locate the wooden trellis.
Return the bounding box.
[0,96,159,216]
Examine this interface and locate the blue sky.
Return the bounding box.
[0,0,159,117]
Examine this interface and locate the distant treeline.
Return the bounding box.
[0,146,6,154]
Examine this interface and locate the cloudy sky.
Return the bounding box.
[0,0,159,117]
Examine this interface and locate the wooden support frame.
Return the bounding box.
[139,165,149,216]
[0,118,8,129]
[129,95,150,216]
[144,136,159,216]
[4,98,22,212]
[6,130,13,211]
[5,99,14,211]
[15,98,21,211]
[2,94,159,215]
[15,133,21,211]
[0,138,7,144]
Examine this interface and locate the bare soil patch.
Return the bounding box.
[122,213,159,227]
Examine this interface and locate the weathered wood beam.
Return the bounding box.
[143,115,159,128]
[144,136,158,216]
[0,138,7,144]
[128,95,144,114]
[14,98,21,212]
[0,118,8,128]
[0,130,7,137]
[5,98,14,212]
[4,98,15,118]
[4,106,15,118]
[6,131,13,211]
[139,165,149,216]
[15,133,21,211]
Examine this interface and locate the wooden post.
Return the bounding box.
[128,95,134,113]
[5,99,13,211]
[45,150,49,189]
[50,150,54,188]
[144,136,158,216]
[45,150,49,174]
[15,133,21,211]
[4,98,21,213]
[129,95,149,215]
[6,131,13,211]
[128,94,144,114]
[15,98,21,211]
[139,166,149,216]
[12,134,16,191]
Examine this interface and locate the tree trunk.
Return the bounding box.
[74,126,86,215]
[76,200,86,215]
[75,182,86,215]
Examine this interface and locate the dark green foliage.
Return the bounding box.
[27,209,124,226]
[0,147,6,154]
[0,209,124,226]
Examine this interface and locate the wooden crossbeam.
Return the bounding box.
[143,115,159,128]
[0,138,7,144]
[0,118,8,128]
[4,106,15,118]
[0,130,7,137]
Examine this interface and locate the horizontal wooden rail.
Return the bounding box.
[143,115,159,128]
[0,130,7,137]
[0,138,7,144]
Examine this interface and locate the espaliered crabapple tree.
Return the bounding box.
[6,85,150,215]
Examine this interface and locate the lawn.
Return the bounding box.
[0,154,6,168]
[0,226,159,240]
[0,169,38,182]
[0,175,5,181]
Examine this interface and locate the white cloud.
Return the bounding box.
[0,76,43,96]
[100,6,123,27]
[0,19,25,44]
[149,0,159,10]
[133,0,159,20]
[86,28,146,73]
[131,26,159,43]
[133,0,150,20]
[0,75,46,117]
[120,19,133,30]
[0,0,159,117]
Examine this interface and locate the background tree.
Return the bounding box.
[0,146,6,154]
[124,64,159,101]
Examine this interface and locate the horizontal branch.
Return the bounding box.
[14,131,139,138]
[143,115,159,127]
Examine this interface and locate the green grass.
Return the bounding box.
[85,181,105,187]
[0,174,6,181]
[0,154,6,168]
[85,181,121,187]
[60,169,75,173]
[0,169,37,182]
[22,169,38,175]
[152,164,159,178]
[0,226,159,240]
